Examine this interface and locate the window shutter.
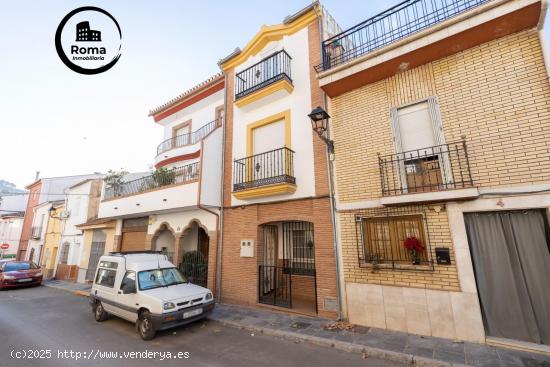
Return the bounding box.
[390,107,408,192]
[427,96,453,185]
[390,107,403,153]
[427,97,445,146]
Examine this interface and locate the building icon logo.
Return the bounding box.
[76,21,101,42]
[55,6,122,75]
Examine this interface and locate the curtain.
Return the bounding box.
[465,210,550,345]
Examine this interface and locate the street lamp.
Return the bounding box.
[308,106,334,153]
[307,105,343,320]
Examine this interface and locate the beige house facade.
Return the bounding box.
[317,0,550,350]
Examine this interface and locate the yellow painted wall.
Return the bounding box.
[41,206,64,275]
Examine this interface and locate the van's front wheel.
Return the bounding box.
[94,301,108,322]
[138,311,156,340]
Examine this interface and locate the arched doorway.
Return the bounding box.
[178,221,209,287]
[152,224,176,263]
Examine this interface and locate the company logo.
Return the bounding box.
[55,7,122,75]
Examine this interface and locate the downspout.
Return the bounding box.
[215,72,229,303]
[317,8,344,321]
[538,0,550,81]
[197,140,221,296]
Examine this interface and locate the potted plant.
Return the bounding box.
[151,167,176,187]
[104,169,128,197]
[404,236,425,265]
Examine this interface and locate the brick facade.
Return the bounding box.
[219,18,338,319]
[221,197,337,318]
[331,28,550,292]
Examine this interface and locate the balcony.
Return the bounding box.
[315,0,491,73]
[31,226,42,239]
[98,163,201,218]
[105,162,199,200]
[234,50,293,107]
[233,147,296,199]
[156,118,220,157]
[316,0,542,96]
[378,141,478,205]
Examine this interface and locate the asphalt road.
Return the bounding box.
[0,286,408,367]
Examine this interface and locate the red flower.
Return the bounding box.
[404,236,424,253]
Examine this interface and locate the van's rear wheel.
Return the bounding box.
[138,311,156,340]
[94,301,108,322]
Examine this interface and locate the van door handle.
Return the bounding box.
[117,291,122,294]
[135,303,139,306]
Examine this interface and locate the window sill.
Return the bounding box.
[233,182,297,200]
[359,261,434,272]
[235,78,293,108]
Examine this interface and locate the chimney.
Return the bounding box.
[35,171,40,181]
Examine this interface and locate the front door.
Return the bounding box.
[465,210,550,345]
[86,242,105,282]
[116,271,138,322]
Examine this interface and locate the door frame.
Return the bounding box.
[445,192,550,345]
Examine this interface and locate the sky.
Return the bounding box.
[0,1,548,189]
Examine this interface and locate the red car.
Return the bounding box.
[0,261,43,289]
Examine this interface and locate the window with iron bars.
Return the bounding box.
[355,207,434,271]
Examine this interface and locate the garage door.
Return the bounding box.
[465,210,550,346]
[120,231,148,252]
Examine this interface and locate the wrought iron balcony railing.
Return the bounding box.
[104,162,200,200]
[233,147,295,192]
[31,226,42,239]
[156,118,221,156]
[378,141,473,196]
[315,0,490,72]
[235,50,292,100]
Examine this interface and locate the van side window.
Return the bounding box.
[95,268,116,288]
[120,271,136,290]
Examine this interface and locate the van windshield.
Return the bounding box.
[137,268,187,291]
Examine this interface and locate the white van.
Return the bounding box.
[90,252,214,340]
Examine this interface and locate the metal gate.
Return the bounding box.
[258,222,316,309]
[85,241,105,281]
[178,251,208,288]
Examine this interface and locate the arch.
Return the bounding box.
[151,222,176,263]
[179,218,210,237]
[151,221,177,239]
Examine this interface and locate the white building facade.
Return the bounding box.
[96,74,224,291]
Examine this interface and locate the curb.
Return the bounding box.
[43,283,91,298]
[209,317,469,367]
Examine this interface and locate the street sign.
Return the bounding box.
[0,244,9,250]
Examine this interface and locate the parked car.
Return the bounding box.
[0,261,43,289]
[90,252,214,340]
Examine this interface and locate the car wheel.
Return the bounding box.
[94,301,108,322]
[138,311,156,340]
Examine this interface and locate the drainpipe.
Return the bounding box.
[214,72,229,303]
[197,140,221,299]
[538,0,550,81]
[317,9,344,321]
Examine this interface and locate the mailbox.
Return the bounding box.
[435,247,451,265]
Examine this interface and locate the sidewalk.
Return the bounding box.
[42,280,550,367]
[43,279,91,296]
[210,304,550,367]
